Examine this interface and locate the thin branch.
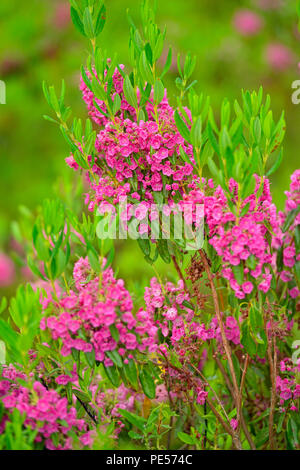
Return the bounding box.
[172,255,190,294]
[216,357,256,450]
[198,250,241,419]
[158,353,242,450]
[76,397,98,425]
[266,321,277,450]
[205,396,242,450]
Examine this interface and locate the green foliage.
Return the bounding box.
[0,0,299,453]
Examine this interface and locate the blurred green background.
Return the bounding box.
[0,0,299,292]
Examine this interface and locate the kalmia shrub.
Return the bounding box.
[0,0,299,451]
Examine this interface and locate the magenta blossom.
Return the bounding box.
[233,9,263,36]
[265,43,294,71]
[0,253,15,287]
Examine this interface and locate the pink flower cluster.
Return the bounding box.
[91,381,144,435]
[276,358,300,412]
[274,170,300,300]
[143,277,241,351]
[181,176,278,299]
[80,64,134,128]
[143,276,193,344]
[232,5,294,72]
[0,365,87,450]
[210,315,241,346]
[71,66,197,213]
[41,257,158,364]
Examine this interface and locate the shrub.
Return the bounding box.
[0,0,299,450]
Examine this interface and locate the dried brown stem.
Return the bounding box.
[172,256,190,294]
[158,354,242,450]
[198,250,240,418]
[267,322,277,450]
[205,396,242,450]
[215,357,256,450]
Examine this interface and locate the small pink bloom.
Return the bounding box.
[233,10,263,36]
[265,43,294,70]
[0,253,15,287]
[242,281,254,295]
[164,307,177,321]
[230,418,238,431]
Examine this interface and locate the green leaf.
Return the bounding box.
[177,431,195,445]
[88,249,101,272]
[0,319,18,349]
[153,79,165,104]
[161,47,172,78]
[139,368,156,399]
[95,5,106,36]
[174,110,191,143]
[128,430,143,440]
[109,324,120,343]
[112,94,121,115]
[287,417,298,449]
[92,76,106,101]
[232,263,244,285]
[256,329,267,357]
[71,348,80,362]
[295,225,300,254]
[106,350,123,368]
[157,239,171,264]
[0,341,6,365]
[0,297,7,315]
[207,157,219,179]
[190,116,202,148]
[85,349,96,368]
[118,408,146,431]
[220,126,232,155]
[83,8,95,38]
[104,364,120,387]
[70,7,87,37]
[207,122,220,156]
[255,426,269,448]
[72,389,91,404]
[124,359,138,388]
[241,322,256,357]
[249,305,263,330]
[123,76,138,109]
[246,254,257,271]
[137,238,150,257]
[253,117,261,143]
[140,51,154,84]
[263,110,273,139]
[266,149,283,177]
[282,207,300,232]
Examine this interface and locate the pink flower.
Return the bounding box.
[233,10,263,36]
[164,307,177,321]
[289,287,299,299]
[0,253,15,287]
[196,389,208,405]
[265,43,294,71]
[230,419,238,431]
[65,155,79,170]
[80,432,93,447]
[242,281,254,295]
[55,375,73,386]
